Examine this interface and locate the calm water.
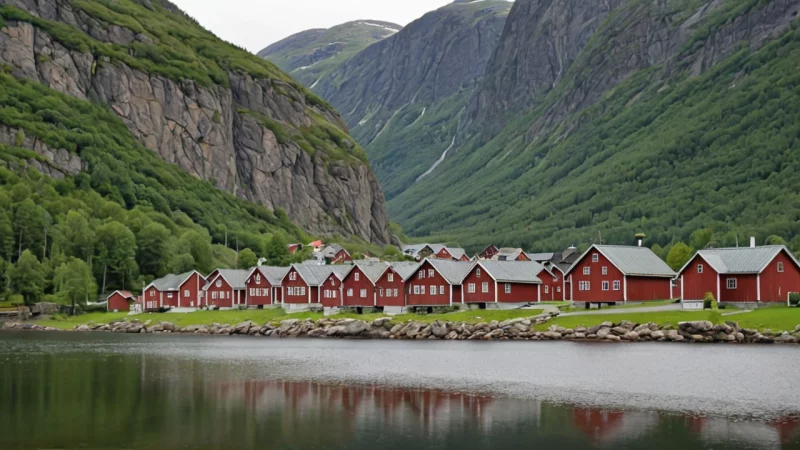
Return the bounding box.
[2,332,800,449]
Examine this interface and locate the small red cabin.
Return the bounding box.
[492,248,531,262]
[375,262,416,308]
[203,269,249,309]
[678,245,800,303]
[245,266,288,306]
[143,270,203,310]
[341,263,388,307]
[435,247,469,262]
[282,265,349,307]
[406,259,472,307]
[567,245,675,303]
[461,261,542,304]
[479,245,499,260]
[107,290,135,312]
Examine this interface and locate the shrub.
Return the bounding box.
[790,293,800,307]
[703,292,717,310]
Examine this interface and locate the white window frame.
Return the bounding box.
[602,281,610,291]
[354,273,360,281]
[476,268,481,278]
[583,267,591,275]
[360,289,367,298]
[212,291,218,299]
[613,280,621,291]
[429,285,436,295]
[468,283,475,293]
[289,272,296,281]
[428,269,435,278]
[439,285,445,295]
[347,288,353,297]
[413,285,420,295]
[482,282,489,293]
[697,264,703,274]
[504,284,511,294]
[778,262,784,273]
[544,285,549,294]
[167,293,173,298]
[592,254,599,263]
[388,273,394,282]
[602,266,608,276]
[184,290,190,297]
[418,271,424,280]
[727,278,737,290]
[255,275,261,284]
[379,288,384,297]
[393,289,398,297]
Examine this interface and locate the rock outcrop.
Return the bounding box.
[0,0,392,244]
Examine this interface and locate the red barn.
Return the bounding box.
[203,269,249,309]
[245,266,288,306]
[282,265,350,309]
[461,261,542,304]
[678,245,800,303]
[567,245,676,304]
[375,262,417,309]
[341,262,389,307]
[107,290,135,312]
[143,270,204,310]
[406,259,472,307]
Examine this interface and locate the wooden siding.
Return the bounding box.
[107,292,131,312]
[462,265,494,303]
[206,277,235,309]
[179,272,204,308]
[283,268,310,304]
[246,271,273,306]
[342,266,374,307]
[680,254,719,301]
[626,277,673,301]
[320,274,342,308]
[569,249,625,302]
[759,250,800,302]
[497,282,538,303]
[719,274,758,302]
[540,270,563,302]
[375,268,406,307]
[144,287,161,310]
[406,261,451,306]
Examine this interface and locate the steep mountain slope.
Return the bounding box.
[308,1,512,200]
[391,0,800,252]
[0,0,392,244]
[258,20,401,89]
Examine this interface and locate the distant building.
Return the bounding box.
[492,248,531,262]
[478,245,499,260]
[107,290,136,312]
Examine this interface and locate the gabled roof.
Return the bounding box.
[347,261,390,284]
[680,246,800,275]
[418,259,474,284]
[569,245,676,278]
[473,261,544,284]
[205,269,250,290]
[321,244,348,258]
[148,270,199,292]
[401,243,446,259]
[289,264,350,286]
[388,261,419,281]
[250,266,290,286]
[108,290,135,300]
[443,247,467,260]
[527,252,555,262]
[493,248,525,260]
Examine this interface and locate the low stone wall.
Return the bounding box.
[4,316,799,344]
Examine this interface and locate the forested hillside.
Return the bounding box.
[0,0,395,306]
[389,0,800,255]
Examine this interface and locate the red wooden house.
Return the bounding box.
[341,262,389,307]
[107,290,135,312]
[678,245,800,303]
[479,245,499,260]
[245,266,288,306]
[282,264,350,308]
[435,247,470,262]
[143,270,205,311]
[287,243,303,255]
[567,245,675,304]
[320,244,352,265]
[203,269,249,309]
[492,248,531,262]
[461,261,542,304]
[406,259,472,307]
[375,262,417,309]
[538,265,564,302]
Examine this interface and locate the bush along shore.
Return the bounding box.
[4,314,800,344]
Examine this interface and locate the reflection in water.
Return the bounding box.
[0,333,799,449]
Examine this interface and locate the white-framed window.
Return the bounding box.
[697,264,703,274]
[727,278,737,289]
[388,273,394,282]
[613,280,621,291]
[255,275,261,284]
[184,290,190,297]
[429,285,436,295]
[583,267,591,275]
[212,291,218,299]
[354,272,360,281]
[439,285,445,295]
[332,290,337,298]
[360,289,367,298]
[579,281,591,291]
[347,288,353,297]
[301,287,306,296]
[249,288,254,296]
[393,289,398,297]
[167,293,173,298]
[476,268,481,278]
[216,280,222,288]
[150,289,155,297]
[428,269,435,278]
[482,282,489,293]
[557,286,561,293]
[602,281,610,291]
[778,262,784,273]
[418,271,424,279]
[263,288,269,296]
[289,272,296,281]
[379,288,384,297]
[602,267,608,276]
[592,254,599,263]
[413,285,420,295]
[468,283,475,293]
[544,285,549,294]
[504,284,511,294]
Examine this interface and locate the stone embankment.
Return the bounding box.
[4,315,800,344]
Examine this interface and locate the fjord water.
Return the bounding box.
[2,333,800,449]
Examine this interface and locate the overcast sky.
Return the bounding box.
[170,0,456,53]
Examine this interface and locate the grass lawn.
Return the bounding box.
[35,312,132,330]
[730,307,800,332]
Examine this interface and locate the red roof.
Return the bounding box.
[308,240,324,248]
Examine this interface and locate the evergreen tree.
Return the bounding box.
[9,250,44,304]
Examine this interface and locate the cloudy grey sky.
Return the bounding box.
[170,0,455,53]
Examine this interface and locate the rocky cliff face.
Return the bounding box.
[0,0,392,244]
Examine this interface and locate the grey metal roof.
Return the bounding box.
[580,245,676,277]
[478,261,544,284]
[444,247,467,260]
[320,244,348,258]
[692,246,797,274]
[292,264,350,286]
[212,269,251,289]
[389,261,419,280]
[151,271,196,291]
[253,266,289,286]
[424,259,474,284]
[401,243,446,258]
[493,248,525,260]
[527,252,555,262]
[351,261,390,283]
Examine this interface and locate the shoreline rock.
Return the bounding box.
[3,313,799,344]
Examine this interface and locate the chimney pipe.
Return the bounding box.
[750,237,756,248]
[634,233,645,247]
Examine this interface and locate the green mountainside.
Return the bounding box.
[258,20,401,89]
[391,0,800,254]
[0,0,395,305]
